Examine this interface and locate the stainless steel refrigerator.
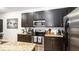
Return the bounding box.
[64,13,79,51]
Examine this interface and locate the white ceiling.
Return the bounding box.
[0,7,64,14]
[0,7,40,13]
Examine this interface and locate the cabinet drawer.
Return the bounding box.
[18,34,31,42]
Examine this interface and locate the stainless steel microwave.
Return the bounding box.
[33,20,45,27]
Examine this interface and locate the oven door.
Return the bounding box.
[37,36,43,44]
[32,36,44,44]
[33,36,38,43]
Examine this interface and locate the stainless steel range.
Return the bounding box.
[32,28,45,44]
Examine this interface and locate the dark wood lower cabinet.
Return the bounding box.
[0,34,3,39]
[18,34,31,43]
[44,37,63,51]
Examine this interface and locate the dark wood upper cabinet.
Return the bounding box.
[51,9,64,27]
[0,19,3,32]
[21,7,76,27]
[21,13,33,27]
[44,10,61,27]
[44,10,54,27]
[27,13,33,27]
[21,13,28,27]
[33,11,45,20]
[44,7,76,27]
[0,19,3,39]
[44,9,64,27]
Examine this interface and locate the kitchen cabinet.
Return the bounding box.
[0,19,3,39]
[44,37,63,51]
[21,11,45,27]
[0,19,3,32]
[51,9,64,27]
[21,13,28,27]
[53,8,76,27]
[18,34,32,43]
[44,8,76,27]
[27,13,33,27]
[44,9,65,27]
[33,11,45,20]
[0,34,3,39]
[21,13,33,27]
[21,7,76,27]
[22,10,64,27]
[44,10,54,27]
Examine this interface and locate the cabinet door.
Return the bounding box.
[44,9,64,27]
[21,13,28,27]
[21,13,33,27]
[44,37,53,51]
[52,8,76,27]
[33,11,45,20]
[44,8,75,27]
[44,10,54,27]
[44,37,63,51]
[18,35,31,43]
[53,9,67,27]
[27,13,33,27]
[52,9,63,27]
[0,19,3,32]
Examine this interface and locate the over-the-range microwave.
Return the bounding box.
[33,20,45,27]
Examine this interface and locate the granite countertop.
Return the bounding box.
[0,42,36,51]
[18,33,32,35]
[45,34,63,38]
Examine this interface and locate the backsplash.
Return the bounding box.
[20,27,64,34]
